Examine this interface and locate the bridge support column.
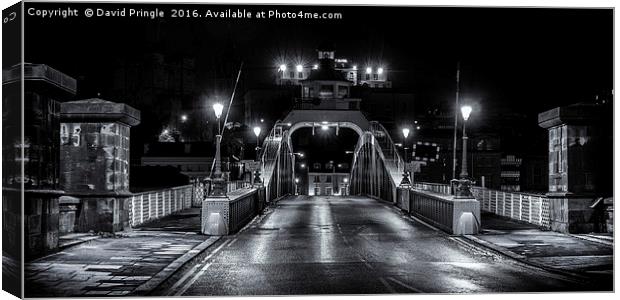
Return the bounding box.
[59,99,140,233]
[539,104,610,233]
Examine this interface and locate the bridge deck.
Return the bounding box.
[167,196,591,295]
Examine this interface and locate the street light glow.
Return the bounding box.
[366,67,372,74]
[279,64,287,72]
[343,178,349,183]
[181,114,187,122]
[402,128,410,138]
[378,67,384,74]
[461,105,473,121]
[253,126,261,137]
[213,103,224,119]
[300,163,306,168]
[296,64,303,72]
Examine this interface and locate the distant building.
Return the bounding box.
[500,155,522,191]
[275,42,392,88]
[306,161,350,196]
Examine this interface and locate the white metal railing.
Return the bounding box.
[128,185,194,227]
[412,182,550,229]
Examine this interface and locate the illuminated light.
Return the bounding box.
[343,178,348,183]
[378,67,384,74]
[295,178,300,183]
[414,120,418,124]
[461,105,473,121]
[279,64,287,72]
[366,67,372,74]
[300,163,306,168]
[162,129,169,135]
[321,121,328,124]
[416,126,421,130]
[260,118,264,123]
[287,123,292,126]
[299,153,304,158]
[352,65,357,70]
[212,103,224,119]
[313,64,319,70]
[321,125,329,130]
[402,128,410,138]
[253,126,261,137]
[296,64,303,72]
[181,115,188,122]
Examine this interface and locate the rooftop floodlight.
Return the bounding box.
[296,64,303,72]
[212,103,224,119]
[402,128,410,138]
[461,105,473,121]
[253,126,261,137]
[279,64,287,72]
[378,67,384,74]
[366,67,372,74]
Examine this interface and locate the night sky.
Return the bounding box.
[23,3,612,112]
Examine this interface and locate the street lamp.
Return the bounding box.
[455,105,473,198]
[181,114,188,122]
[402,128,410,162]
[253,126,262,185]
[210,102,225,197]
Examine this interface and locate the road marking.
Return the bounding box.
[378,277,396,293]
[387,276,424,293]
[172,239,231,296]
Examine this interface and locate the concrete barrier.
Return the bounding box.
[201,187,266,235]
[398,187,480,235]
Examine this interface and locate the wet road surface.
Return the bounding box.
[164,196,595,295]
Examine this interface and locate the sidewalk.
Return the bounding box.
[25,208,219,297]
[462,212,613,284]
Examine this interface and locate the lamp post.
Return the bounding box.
[253,126,262,185]
[402,128,410,163]
[455,105,473,198]
[210,103,225,196]
[399,127,411,186]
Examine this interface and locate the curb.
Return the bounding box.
[459,234,589,281]
[388,199,592,283]
[569,234,614,247]
[130,235,221,296]
[58,236,100,250]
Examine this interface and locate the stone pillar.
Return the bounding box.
[538,104,610,233]
[3,63,76,259]
[60,98,140,233]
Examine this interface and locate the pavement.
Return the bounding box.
[461,212,614,284]
[160,195,607,296]
[24,207,219,297]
